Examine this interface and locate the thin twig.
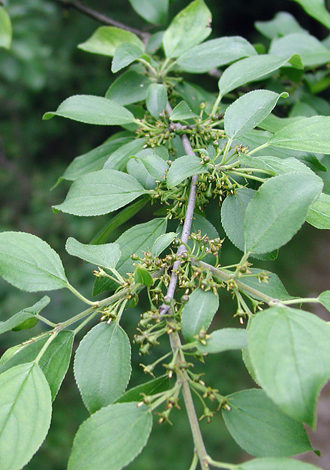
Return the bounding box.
[53,0,150,41]
[158,104,209,469]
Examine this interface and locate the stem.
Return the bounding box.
[73,311,99,334]
[34,331,58,364]
[281,297,320,306]
[206,457,236,469]
[247,142,269,156]
[188,453,199,470]
[228,171,265,183]
[211,92,222,116]
[67,283,99,307]
[53,0,149,41]
[35,314,57,328]
[194,260,276,305]
[171,332,209,470]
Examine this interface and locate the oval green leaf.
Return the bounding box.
[78,26,144,56]
[162,0,211,58]
[222,389,312,457]
[0,363,52,470]
[53,169,146,216]
[43,95,135,125]
[240,458,322,470]
[151,232,176,257]
[74,322,131,414]
[111,42,143,73]
[170,101,198,121]
[166,155,208,189]
[93,218,167,295]
[306,192,330,229]
[117,375,169,403]
[68,402,152,470]
[181,288,219,342]
[198,328,247,354]
[106,71,152,106]
[0,231,68,292]
[292,0,330,30]
[66,237,121,269]
[146,84,167,119]
[268,116,330,154]
[177,36,256,74]
[244,172,323,254]
[0,296,50,334]
[219,55,295,99]
[269,33,330,67]
[248,306,330,427]
[128,0,168,24]
[224,90,287,139]
[0,7,12,49]
[0,331,74,400]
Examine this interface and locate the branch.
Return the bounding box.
[53,0,150,41]
[158,105,209,469]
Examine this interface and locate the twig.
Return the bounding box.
[159,104,209,469]
[53,0,150,41]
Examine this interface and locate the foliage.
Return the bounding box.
[1,0,330,469]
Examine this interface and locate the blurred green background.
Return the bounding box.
[1,1,330,469]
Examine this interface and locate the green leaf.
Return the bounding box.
[151,232,177,257]
[74,323,131,414]
[162,0,211,58]
[53,170,146,216]
[240,458,322,470]
[134,267,153,286]
[244,172,323,254]
[248,306,330,427]
[318,290,330,311]
[0,363,52,470]
[106,71,152,105]
[111,43,143,73]
[177,36,256,74]
[128,0,168,24]
[181,288,219,342]
[222,389,312,457]
[43,95,135,125]
[93,218,167,295]
[66,237,121,269]
[146,84,167,119]
[269,33,330,67]
[78,26,144,56]
[290,0,330,30]
[240,155,314,176]
[127,157,156,189]
[103,138,145,170]
[166,155,208,189]
[220,189,277,260]
[138,153,169,179]
[224,90,287,139]
[170,101,198,121]
[0,296,50,334]
[68,402,152,470]
[197,328,247,354]
[219,55,297,99]
[175,81,217,114]
[117,376,169,403]
[60,134,134,182]
[221,188,256,252]
[268,116,330,154]
[255,11,307,39]
[0,331,74,400]
[0,231,68,292]
[91,197,149,245]
[259,114,305,133]
[238,268,292,302]
[0,7,12,49]
[306,192,330,229]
